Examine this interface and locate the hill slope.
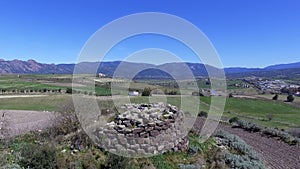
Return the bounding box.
[1,59,300,79]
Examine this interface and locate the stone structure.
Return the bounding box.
[93,103,189,157]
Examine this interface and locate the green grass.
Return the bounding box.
[0,95,71,111]
[0,80,68,90]
[201,96,300,128]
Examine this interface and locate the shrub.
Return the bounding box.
[224,153,264,169]
[178,164,201,169]
[287,95,295,102]
[272,94,278,100]
[198,111,208,118]
[214,130,265,169]
[66,88,73,94]
[0,164,22,169]
[230,118,262,132]
[18,143,56,169]
[142,87,152,96]
[286,128,300,138]
[261,128,300,145]
[51,100,80,136]
[106,153,130,169]
[229,117,239,124]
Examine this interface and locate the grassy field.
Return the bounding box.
[0,95,71,111]
[201,96,300,128]
[254,94,300,104]
[1,94,299,129]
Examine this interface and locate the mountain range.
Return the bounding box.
[1,59,300,79]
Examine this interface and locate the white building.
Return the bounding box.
[128,91,139,96]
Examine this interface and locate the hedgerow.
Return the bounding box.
[228,117,300,146]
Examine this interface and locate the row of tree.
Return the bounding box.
[272,94,295,102]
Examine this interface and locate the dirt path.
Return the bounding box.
[0,95,48,99]
[193,118,300,169]
[0,110,55,139]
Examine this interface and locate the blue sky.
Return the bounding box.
[0,0,299,67]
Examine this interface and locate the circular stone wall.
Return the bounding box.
[93,103,189,157]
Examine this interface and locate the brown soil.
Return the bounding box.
[0,110,55,138]
[193,117,300,169]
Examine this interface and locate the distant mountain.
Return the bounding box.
[224,67,261,74]
[226,68,300,79]
[0,59,74,74]
[264,62,300,70]
[1,59,300,79]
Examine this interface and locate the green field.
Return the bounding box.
[1,94,299,129]
[0,95,71,111]
[1,74,299,129]
[201,96,300,128]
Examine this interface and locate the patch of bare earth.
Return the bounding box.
[0,110,55,138]
[193,117,300,169]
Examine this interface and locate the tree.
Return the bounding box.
[287,94,295,102]
[272,94,278,100]
[142,87,151,96]
[66,88,73,94]
[229,93,234,98]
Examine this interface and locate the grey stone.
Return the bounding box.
[127,149,136,155]
[148,122,155,127]
[157,145,164,151]
[147,146,156,153]
[130,144,140,150]
[132,128,144,134]
[139,132,149,138]
[137,149,145,154]
[154,126,162,131]
[117,134,127,145]
[145,127,154,132]
[150,130,160,137]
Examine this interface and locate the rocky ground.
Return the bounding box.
[0,110,55,139]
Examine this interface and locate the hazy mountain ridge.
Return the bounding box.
[1,59,300,79]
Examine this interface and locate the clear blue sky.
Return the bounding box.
[0,0,299,67]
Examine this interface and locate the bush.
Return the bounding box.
[51,100,80,136]
[106,153,130,169]
[261,128,300,145]
[287,95,295,102]
[142,87,152,96]
[272,94,278,100]
[229,119,300,146]
[19,143,56,169]
[230,118,262,132]
[0,164,22,169]
[214,130,265,169]
[229,117,239,124]
[66,88,73,94]
[198,111,208,118]
[178,164,201,169]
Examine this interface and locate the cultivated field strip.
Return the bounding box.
[193,118,300,169]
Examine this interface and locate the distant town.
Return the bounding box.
[244,77,300,96]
